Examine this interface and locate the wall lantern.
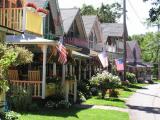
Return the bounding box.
[37,8,49,17]
[26,3,37,12]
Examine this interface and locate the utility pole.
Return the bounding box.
[123,0,127,81]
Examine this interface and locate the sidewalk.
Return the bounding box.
[74,104,129,112]
[127,83,160,120]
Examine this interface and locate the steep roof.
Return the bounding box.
[127,41,137,51]
[60,8,79,33]
[26,0,49,8]
[82,16,97,37]
[101,23,123,39]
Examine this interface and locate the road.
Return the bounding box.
[127,83,160,120]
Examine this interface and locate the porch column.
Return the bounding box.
[65,64,68,76]
[74,79,77,103]
[78,59,81,81]
[84,66,88,79]
[65,81,69,102]
[89,65,91,78]
[42,45,47,99]
[70,64,73,76]
[62,64,65,86]
[73,65,75,75]
[53,62,56,76]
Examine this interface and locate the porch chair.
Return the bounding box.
[8,70,19,80]
[28,70,40,81]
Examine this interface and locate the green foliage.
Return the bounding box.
[143,0,160,22]
[0,80,9,94]
[8,85,32,111]
[45,100,71,109]
[126,72,137,83]
[0,111,20,120]
[46,75,61,84]
[80,4,97,15]
[0,44,33,93]
[12,46,33,66]
[80,3,122,23]
[131,32,160,62]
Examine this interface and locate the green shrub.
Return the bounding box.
[28,103,39,112]
[7,85,32,111]
[126,72,137,83]
[45,100,71,109]
[0,111,20,120]
[90,71,121,99]
[77,81,91,99]
[109,89,119,98]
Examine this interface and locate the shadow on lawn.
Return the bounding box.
[94,97,125,103]
[121,84,148,92]
[20,107,88,119]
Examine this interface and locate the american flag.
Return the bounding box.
[115,58,124,71]
[56,37,68,64]
[98,51,108,68]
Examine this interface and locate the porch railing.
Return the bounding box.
[0,8,23,31]
[64,38,88,48]
[10,80,42,98]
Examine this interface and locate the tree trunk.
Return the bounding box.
[158,62,160,80]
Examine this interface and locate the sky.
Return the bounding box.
[58,0,157,36]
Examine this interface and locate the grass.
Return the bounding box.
[119,83,149,98]
[83,83,150,108]
[19,107,129,120]
[83,96,127,108]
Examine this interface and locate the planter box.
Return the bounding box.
[45,83,56,97]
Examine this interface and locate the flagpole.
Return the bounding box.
[123,0,127,81]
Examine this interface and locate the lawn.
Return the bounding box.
[83,83,149,108]
[19,107,129,120]
[83,96,127,108]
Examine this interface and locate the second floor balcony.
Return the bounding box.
[64,37,88,48]
[0,8,23,31]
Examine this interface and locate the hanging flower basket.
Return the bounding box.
[26,2,37,12]
[37,8,49,17]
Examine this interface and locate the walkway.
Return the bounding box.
[127,83,160,120]
[74,104,128,112]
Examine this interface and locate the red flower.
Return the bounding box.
[37,8,49,15]
[26,2,37,9]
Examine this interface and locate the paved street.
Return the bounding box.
[127,83,160,120]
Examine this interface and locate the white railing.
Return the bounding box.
[10,80,42,98]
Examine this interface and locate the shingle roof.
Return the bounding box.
[127,41,137,51]
[82,16,97,37]
[60,8,79,33]
[101,23,123,39]
[26,0,49,8]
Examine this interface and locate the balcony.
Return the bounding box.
[0,8,23,31]
[64,37,88,48]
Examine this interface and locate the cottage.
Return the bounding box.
[101,23,124,73]
[127,40,152,82]
[4,0,80,102]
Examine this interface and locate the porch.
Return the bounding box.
[0,8,23,31]
[6,34,94,103]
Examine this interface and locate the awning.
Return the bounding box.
[6,33,58,45]
[72,51,90,58]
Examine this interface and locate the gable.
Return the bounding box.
[60,8,87,39]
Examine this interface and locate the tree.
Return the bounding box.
[80,4,97,15]
[80,3,122,23]
[0,44,33,93]
[143,0,160,22]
